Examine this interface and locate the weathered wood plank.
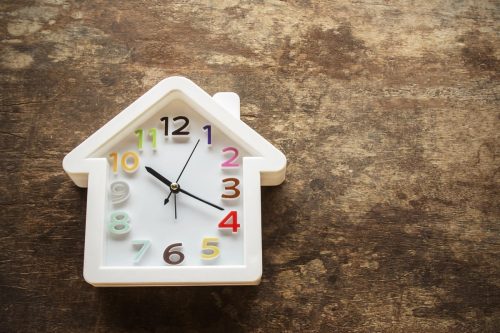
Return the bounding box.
[1,1,498,332]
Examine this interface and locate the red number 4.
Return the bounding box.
[218,211,240,233]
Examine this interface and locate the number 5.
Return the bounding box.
[201,237,220,260]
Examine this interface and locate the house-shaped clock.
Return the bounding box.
[63,76,286,286]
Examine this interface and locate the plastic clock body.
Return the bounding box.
[63,77,286,286]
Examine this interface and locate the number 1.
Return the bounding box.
[160,117,168,136]
[134,129,143,150]
[203,124,212,145]
[109,152,118,173]
[148,128,157,149]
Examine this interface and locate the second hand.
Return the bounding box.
[166,139,201,220]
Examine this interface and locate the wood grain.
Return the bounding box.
[0,1,498,332]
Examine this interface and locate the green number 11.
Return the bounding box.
[135,128,157,150]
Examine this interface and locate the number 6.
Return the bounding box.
[163,243,184,265]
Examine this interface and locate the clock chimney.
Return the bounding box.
[213,92,240,119]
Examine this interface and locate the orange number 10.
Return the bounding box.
[109,151,140,173]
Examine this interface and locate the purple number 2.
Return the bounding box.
[221,147,240,168]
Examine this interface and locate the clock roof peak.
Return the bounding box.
[63,76,286,188]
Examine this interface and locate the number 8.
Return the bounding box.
[108,211,131,235]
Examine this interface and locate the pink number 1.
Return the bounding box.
[221,147,240,168]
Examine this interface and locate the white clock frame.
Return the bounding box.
[63,76,286,286]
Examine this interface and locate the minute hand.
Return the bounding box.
[145,166,223,211]
[177,188,224,211]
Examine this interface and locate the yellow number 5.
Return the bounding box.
[201,237,220,260]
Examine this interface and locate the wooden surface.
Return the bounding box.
[1,1,499,332]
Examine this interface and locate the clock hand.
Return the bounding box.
[164,139,200,204]
[176,186,224,211]
[145,166,172,187]
[145,166,224,211]
[174,193,177,219]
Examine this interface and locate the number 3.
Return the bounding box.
[222,178,240,199]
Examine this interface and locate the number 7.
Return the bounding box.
[132,240,151,263]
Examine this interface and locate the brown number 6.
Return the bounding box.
[163,243,184,265]
[222,178,240,199]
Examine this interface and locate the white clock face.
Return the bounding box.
[103,99,247,268]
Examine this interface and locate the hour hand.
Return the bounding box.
[145,166,172,187]
[145,167,176,205]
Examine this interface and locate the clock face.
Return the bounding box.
[102,99,248,268]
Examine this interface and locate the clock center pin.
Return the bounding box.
[170,182,180,193]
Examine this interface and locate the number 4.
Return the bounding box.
[218,211,240,233]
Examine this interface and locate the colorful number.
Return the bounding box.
[109,211,131,235]
[222,178,240,199]
[172,116,190,135]
[134,129,143,150]
[109,151,140,173]
[218,211,240,233]
[148,128,157,149]
[163,243,184,265]
[132,240,151,263]
[221,147,240,168]
[201,237,220,260]
[160,117,169,136]
[203,124,212,145]
[121,151,140,173]
[110,180,130,204]
[135,128,156,149]
[109,152,119,173]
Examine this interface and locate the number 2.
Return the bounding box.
[172,116,190,135]
[221,147,240,168]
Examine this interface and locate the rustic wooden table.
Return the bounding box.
[1,1,498,332]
